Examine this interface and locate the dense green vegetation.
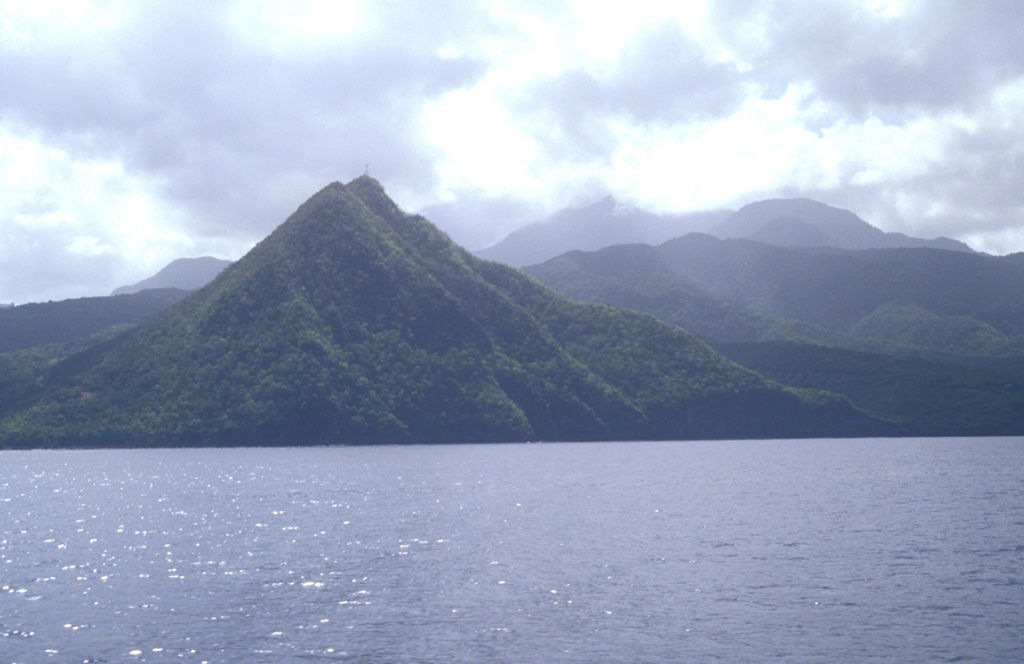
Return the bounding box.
[525,244,845,346]
[0,289,190,354]
[0,178,886,448]
[527,235,1024,357]
[713,341,1024,436]
[525,233,1024,436]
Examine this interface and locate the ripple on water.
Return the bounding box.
[0,440,1022,663]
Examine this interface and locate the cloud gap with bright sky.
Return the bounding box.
[2,0,1023,303]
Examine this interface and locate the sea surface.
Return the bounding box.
[2,437,1022,663]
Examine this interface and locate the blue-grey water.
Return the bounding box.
[2,437,1022,663]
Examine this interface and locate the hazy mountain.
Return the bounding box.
[0,177,886,448]
[0,289,191,354]
[658,236,1024,353]
[112,256,232,295]
[715,198,974,252]
[526,234,1024,357]
[475,196,731,267]
[524,243,845,347]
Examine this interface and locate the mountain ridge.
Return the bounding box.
[0,177,888,448]
[475,197,732,267]
[715,198,973,252]
[112,256,232,295]
[475,195,972,269]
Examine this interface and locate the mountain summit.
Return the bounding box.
[475,197,731,267]
[0,177,886,447]
[715,198,973,252]
[112,256,232,296]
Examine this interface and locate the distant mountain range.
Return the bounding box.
[526,235,1024,356]
[112,256,232,295]
[0,178,882,448]
[477,196,972,267]
[475,196,732,267]
[715,198,972,252]
[524,234,1024,435]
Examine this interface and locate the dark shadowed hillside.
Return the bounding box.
[0,289,191,354]
[524,243,845,347]
[712,341,1024,437]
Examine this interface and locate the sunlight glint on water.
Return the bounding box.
[1,438,1022,663]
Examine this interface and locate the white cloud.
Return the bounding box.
[0,125,218,302]
[3,0,1024,302]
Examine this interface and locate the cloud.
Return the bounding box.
[3,0,1024,302]
[0,0,496,301]
[708,0,1024,115]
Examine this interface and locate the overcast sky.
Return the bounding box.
[2,0,1024,303]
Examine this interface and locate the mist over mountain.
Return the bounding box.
[0,178,883,448]
[657,236,1022,350]
[475,196,731,267]
[475,195,972,271]
[112,257,232,296]
[529,235,1024,356]
[715,198,974,252]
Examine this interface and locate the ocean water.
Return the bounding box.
[1,437,1022,663]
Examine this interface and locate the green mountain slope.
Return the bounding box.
[528,234,1024,357]
[525,244,844,346]
[0,289,191,354]
[713,341,1024,436]
[0,178,888,448]
[525,237,1024,434]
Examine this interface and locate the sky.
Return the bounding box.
[2,0,1024,304]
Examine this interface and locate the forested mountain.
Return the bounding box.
[475,196,730,267]
[527,235,1024,356]
[0,289,191,354]
[524,242,846,347]
[715,198,973,252]
[525,236,1024,435]
[112,256,232,295]
[712,341,1024,437]
[0,177,886,448]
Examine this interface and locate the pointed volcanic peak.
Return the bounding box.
[475,196,731,268]
[715,198,973,252]
[112,256,232,295]
[0,177,890,448]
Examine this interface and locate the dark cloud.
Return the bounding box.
[708,0,1024,115]
[518,21,747,161]
[0,1,496,243]
[4,0,1024,302]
